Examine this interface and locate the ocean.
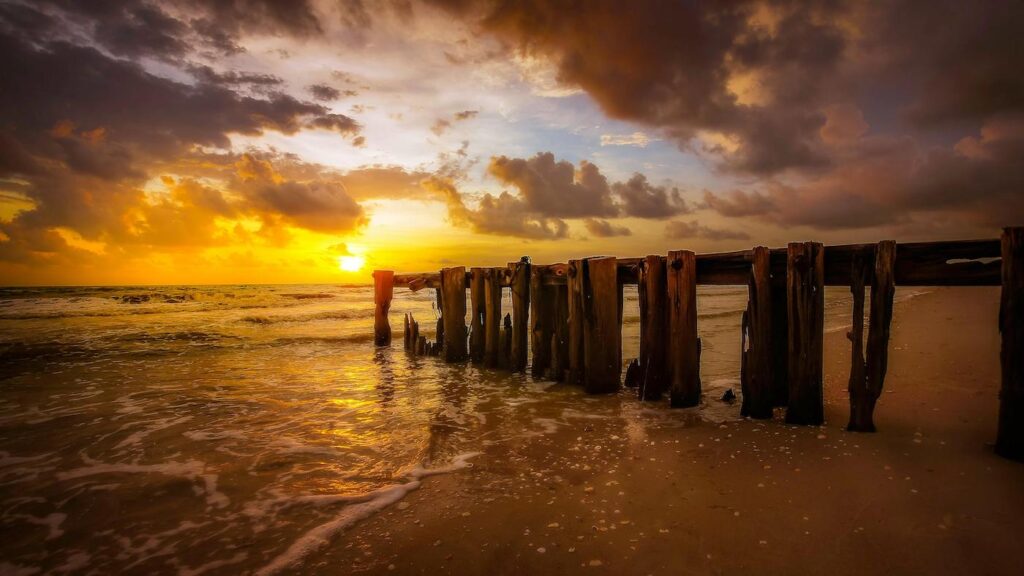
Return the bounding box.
[0,283,927,574]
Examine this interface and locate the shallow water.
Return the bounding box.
[0,283,928,574]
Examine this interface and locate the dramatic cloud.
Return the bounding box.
[583,219,631,238]
[665,220,750,242]
[488,152,617,218]
[613,174,688,219]
[426,176,568,239]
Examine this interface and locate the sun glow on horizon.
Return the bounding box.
[339,255,366,272]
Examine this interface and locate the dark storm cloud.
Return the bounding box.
[308,84,342,101]
[429,0,1024,233]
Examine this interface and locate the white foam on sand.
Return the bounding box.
[255,452,480,576]
[57,458,228,509]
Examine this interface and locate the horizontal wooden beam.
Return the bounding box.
[390,238,1001,289]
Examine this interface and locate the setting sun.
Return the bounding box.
[339,255,366,272]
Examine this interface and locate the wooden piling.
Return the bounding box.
[741,246,774,419]
[668,250,701,407]
[998,227,1024,460]
[566,259,585,385]
[581,257,621,394]
[372,270,394,346]
[549,285,570,381]
[638,255,669,400]
[440,267,468,362]
[509,260,531,372]
[403,313,411,350]
[529,266,553,377]
[786,242,825,425]
[771,281,789,406]
[484,268,502,368]
[469,267,486,363]
[848,241,896,431]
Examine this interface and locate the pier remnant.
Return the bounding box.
[848,241,896,432]
[741,246,774,418]
[566,259,585,386]
[484,268,502,368]
[549,285,570,381]
[998,227,1024,460]
[509,260,530,372]
[668,250,701,407]
[469,267,486,363]
[638,255,669,400]
[529,266,552,377]
[786,242,825,425]
[582,257,621,394]
[440,267,468,362]
[373,270,394,346]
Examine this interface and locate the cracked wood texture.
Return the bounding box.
[786,243,825,425]
[582,257,621,394]
[668,250,701,408]
[741,247,774,419]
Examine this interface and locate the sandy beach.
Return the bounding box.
[321,286,1024,575]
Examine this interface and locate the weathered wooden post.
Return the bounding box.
[469,267,486,363]
[786,242,825,425]
[668,250,701,407]
[549,285,570,381]
[403,313,411,350]
[509,260,530,372]
[484,267,502,368]
[638,255,668,400]
[440,267,468,362]
[582,257,621,393]
[373,270,394,346]
[566,259,585,385]
[847,241,896,431]
[998,227,1024,460]
[771,282,789,406]
[741,246,774,418]
[529,266,553,377]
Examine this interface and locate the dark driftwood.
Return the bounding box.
[786,242,825,425]
[440,267,468,362]
[509,261,530,372]
[741,247,773,419]
[372,270,394,346]
[392,238,1001,289]
[998,228,1024,460]
[484,268,502,368]
[469,267,486,363]
[848,241,896,431]
[549,284,569,381]
[582,257,621,394]
[668,250,701,408]
[638,255,668,400]
[566,259,585,385]
[529,265,552,377]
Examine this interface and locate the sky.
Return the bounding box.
[0,0,1021,285]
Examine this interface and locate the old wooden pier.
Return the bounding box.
[372,228,1024,462]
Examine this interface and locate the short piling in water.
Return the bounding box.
[581,257,621,394]
[549,285,570,381]
[998,227,1024,460]
[372,270,394,346]
[668,250,701,408]
[786,242,825,425]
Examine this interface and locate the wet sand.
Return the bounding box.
[322,287,1023,575]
